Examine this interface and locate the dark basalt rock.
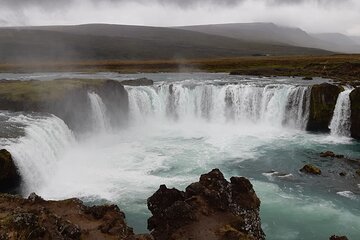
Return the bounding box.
[307,83,342,132]
[0,149,21,192]
[350,87,360,139]
[320,151,344,158]
[121,78,154,86]
[329,235,349,240]
[147,169,265,240]
[0,193,151,240]
[300,164,321,175]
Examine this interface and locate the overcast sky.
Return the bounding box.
[0,0,359,35]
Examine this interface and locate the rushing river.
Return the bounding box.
[0,73,359,239]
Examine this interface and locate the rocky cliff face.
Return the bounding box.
[350,87,360,139]
[147,169,265,240]
[307,83,342,132]
[0,149,20,192]
[0,79,128,133]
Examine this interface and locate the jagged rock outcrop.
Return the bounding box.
[0,193,151,240]
[121,78,154,86]
[300,164,321,175]
[0,149,20,192]
[307,83,342,132]
[0,79,128,132]
[350,87,360,139]
[147,169,265,240]
[320,151,344,158]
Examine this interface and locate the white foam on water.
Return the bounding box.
[336,191,357,200]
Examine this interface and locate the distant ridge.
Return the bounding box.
[176,22,360,53]
[0,24,331,63]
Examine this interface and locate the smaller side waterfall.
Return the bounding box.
[5,114,75,194]
[329,87,354,137]
[88,92,109,132]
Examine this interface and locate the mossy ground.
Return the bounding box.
[0,54,359,83]
[0,79,105,102]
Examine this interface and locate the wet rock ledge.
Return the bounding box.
[0,169,265,240]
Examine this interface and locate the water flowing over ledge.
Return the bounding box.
[2,114,75,195]
[127,83,311,130]
[330,87,355,137]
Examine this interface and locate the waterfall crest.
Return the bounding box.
[329,87,354,137]
[88,92,110,132]
[126,83,311,129]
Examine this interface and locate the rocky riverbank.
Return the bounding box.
[0,79,128,133]
[0,169,265,240]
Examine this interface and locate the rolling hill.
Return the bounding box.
[0,24,331,63]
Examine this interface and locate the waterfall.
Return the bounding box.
[4,114,75,195]
[126,83,311,129]
[88,92,109,132]
[329,87,354,137]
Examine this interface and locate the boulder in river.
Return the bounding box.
[320,151,344,158]
[0,149,21,192]
[307,83,342,132]
[147,168,265,240]
[300,164,321,175]
[350,87,360,139]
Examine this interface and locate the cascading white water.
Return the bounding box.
[329,87,354,137]
[3,114,75,195]
[88,92,110,132]
[126,83,310,129]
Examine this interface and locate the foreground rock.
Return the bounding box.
[350,87,360,139]
[0,193,151,240]
[121,78,154,86]
[300,164,321,175]
[147,169,265,240]
[0,149,21,192]
[307,83,342,132]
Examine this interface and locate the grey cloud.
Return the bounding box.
[0,0,349,10]
[0,0,246,9]
[266,0,351,5]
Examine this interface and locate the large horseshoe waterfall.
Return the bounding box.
[0,74,359,240]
